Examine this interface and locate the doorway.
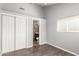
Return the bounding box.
[33,20,39,47]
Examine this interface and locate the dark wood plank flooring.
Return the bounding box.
[2,44,75,56]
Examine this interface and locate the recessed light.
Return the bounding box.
[19,7,25,10]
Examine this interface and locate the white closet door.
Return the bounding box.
[27,17,33,48]
[40,19,46,45]
[0,14,1,53]
[16,16,26,50]
[2,15,15,53]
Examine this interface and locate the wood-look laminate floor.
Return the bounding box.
[2,44,75,56]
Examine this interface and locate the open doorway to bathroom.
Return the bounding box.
[33,20,39,47]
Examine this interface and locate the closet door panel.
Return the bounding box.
[2,15,15,53]
[40,19,46,45]
[0,14,1,53]
[16,16,26,50]
[27,17,33,48]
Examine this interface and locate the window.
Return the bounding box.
[57,16,79,32]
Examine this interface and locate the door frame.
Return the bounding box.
[32,18,40,46]
[32,17,42,46]
[26,16,43,48]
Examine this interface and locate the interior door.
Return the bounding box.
[2,14,15,53]
[16,16,26,50]
[0,14,1,53]
[27,17,33,48]
[39,19,46,45]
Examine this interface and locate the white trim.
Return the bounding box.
[27,45,33,48]
[29,17,47,47]
[26,16,29,48]
[32,17,46,46]
[0,13,26,18]
[47,42,79,56]
[1,9,45,19]
[32,17,40,46]
[39,42,47,45]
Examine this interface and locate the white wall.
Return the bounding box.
[44,3,79,55]
[0,3,2,12]
[1,3,44,18]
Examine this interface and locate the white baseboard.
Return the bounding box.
[47,43,78,56]
[27,45,33,48]
[39,42,47,45]
[27,42,47,48]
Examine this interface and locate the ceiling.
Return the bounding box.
[34,3,57,7]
